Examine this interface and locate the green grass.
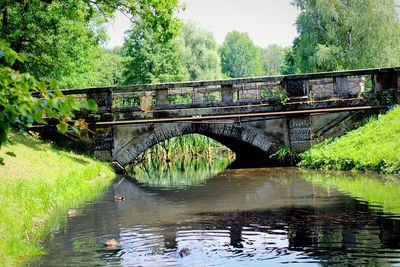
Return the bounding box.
[136,134,233,162]
[300,106,400,174]
[0,133,115,266]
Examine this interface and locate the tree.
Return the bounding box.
[90,47,127,86]
[292,0,400,72]
[281,47,298,74]
[0,41,97,164]
[0,0,181,88]
[175,21,223,81]
[261,44,285,75]
[122,21,183,84]
[220,31,263,78]
[0,0,181,161]
[1,0,103,88]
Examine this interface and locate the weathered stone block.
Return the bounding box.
[289,117,311,129]
[291,141,311,152]
[289,128,311,142]
[238,89,261,100]
[94,151,112,161]
[87,89,112,109]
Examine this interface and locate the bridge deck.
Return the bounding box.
[60,67,399,126]
[49,67,399,126]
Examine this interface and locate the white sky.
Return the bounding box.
[178,0,299,47]
[105,0,299,49]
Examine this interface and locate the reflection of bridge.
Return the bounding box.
[62,67,399,170]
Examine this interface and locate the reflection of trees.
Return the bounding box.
[192,199,400,266]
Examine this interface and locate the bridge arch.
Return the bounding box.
[113,123,281,168]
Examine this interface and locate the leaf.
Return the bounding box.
[5,151,16,157]
[59,104,73,117]
[66,96,80,111]
[86,99,98,111]
[32,110,46,124]
[5,49,18,66]
[56,121,69,134]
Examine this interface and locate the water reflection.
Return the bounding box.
[34,167,400,266]
[302,170,400,218]
[128,157,232,188]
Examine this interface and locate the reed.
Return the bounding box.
[134,134,234,163]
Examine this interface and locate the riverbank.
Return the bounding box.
[0,133,115,266]
[299,106,400,174]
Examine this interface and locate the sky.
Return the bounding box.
[105,0,300,49]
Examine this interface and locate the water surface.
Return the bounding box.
[35,162,400,266]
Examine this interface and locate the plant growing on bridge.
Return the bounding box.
[270,145,297,165]
[0,40,97,164]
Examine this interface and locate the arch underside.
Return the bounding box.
[114,123,281,168]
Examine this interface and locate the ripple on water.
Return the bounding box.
[34,168,400,266]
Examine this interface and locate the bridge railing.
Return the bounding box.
[61,67,400,113]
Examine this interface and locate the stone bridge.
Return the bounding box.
[59,67,399,171]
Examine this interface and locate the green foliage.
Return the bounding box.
[122,20,184,84]
[91,47,127,86]
[292,0,400,72]
[1,0,181,88]
[110,0,182,42]
[122,20,225,85]
[134,134,233,163]
[220,31,263,78]
[281,47,298,74]
[0,40,97,154]
[261,44,285,75]
[176,21,223,81]
[129,134,234,188]
[1,0,105,88]
[300,106,400,173]
[0,133,115,266]
[270,145,297,164]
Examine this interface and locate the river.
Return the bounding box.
[33,159,400,266]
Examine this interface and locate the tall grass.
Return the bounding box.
[135,134,234,163]
[0,133,115,266]
[300,106,400,174]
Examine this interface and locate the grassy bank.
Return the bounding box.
[0,133,115,266]
[300,106,400,174]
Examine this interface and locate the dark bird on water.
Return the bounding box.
[114,195,125,201]
[179,248,191,257]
